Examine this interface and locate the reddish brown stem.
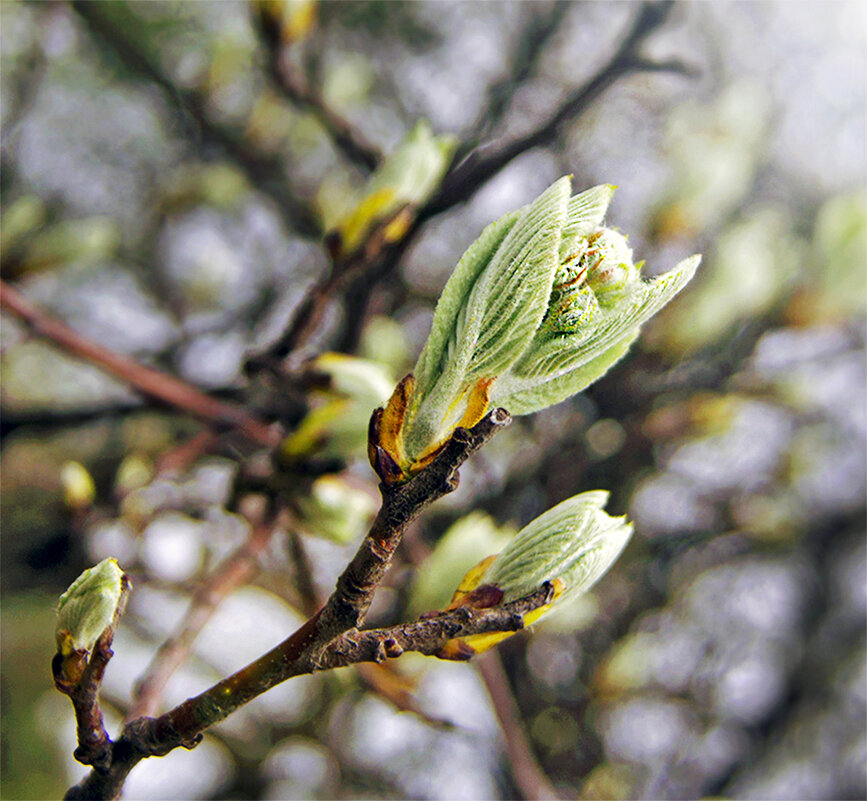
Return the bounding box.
[288,527,456,728]
[154,431,220,476]
[0,280,279,447]
[64,409,515,799]
[477,651,560,801]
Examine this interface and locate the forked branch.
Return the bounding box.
[63,408,529,800]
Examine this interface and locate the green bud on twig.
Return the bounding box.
[56,558,128,658]
[437,491,631,658]
[483,490,632,603]
[334,121,456,258]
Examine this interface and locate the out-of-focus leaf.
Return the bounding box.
[659,208,800,352]
[281,354,394,463]
[358,316,413,375]
[161,164,249,212]
[407,512,515,617]
[334,120,455,257]
[0,195,46,256]
[254,0,318,44]
[60,461,96,510]
[297,475,376,543]
[18,217,121,272]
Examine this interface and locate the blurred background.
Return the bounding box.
[1,1,865,799]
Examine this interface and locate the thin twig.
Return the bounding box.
[246,208,417,370]
[477,651,560,801]
[315,407,512,640]
[64,408,516,799]
[53,575,131,773]
[0,280,279,448]
[425,0,690,217]
[69,0,321,239]
[252,6,382,171]
[154,430,220,476]
[465,0,572,147]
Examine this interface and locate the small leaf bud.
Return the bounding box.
[55,558,128,658]
[483,490,632,603]
[438,491,632,657]
[60,461,96,511]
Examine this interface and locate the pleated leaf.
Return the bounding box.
[484,491,632,603]
[413,210,523,400]
[404,177,570,459]
[492,330,638,415]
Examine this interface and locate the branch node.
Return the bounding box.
[383,638,404,659]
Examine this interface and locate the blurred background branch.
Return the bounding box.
[70,0,322,238]
[0,279,279,447]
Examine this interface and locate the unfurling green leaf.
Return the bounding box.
[404,177,571,461]
[408,512,515,616]
[483,490,632,603]
[280,352,394,463]
[493,255,701,414]
[367,176,700,481]
[437,490,632,658]
[297,475,377,544]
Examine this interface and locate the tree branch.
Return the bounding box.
[315,407,512,640]
[252,6,382,172]
[64,582,553,800]
[69,0,321,239]
[465,0,572,147]
[425,0,688,217]
[63,408,515,799]
[0,280,279,448]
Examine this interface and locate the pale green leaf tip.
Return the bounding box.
[484,490,632,604]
